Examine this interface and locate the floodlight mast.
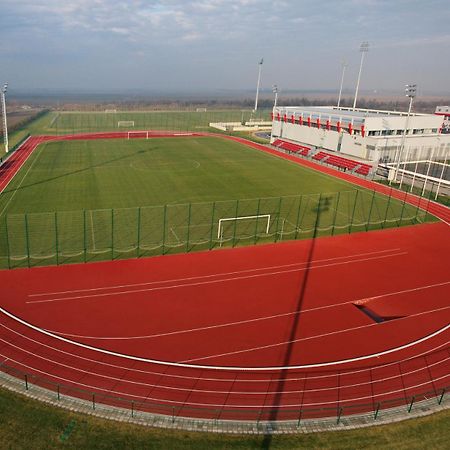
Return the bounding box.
[391,84,416,185]
[337,60,347,108]
[254,58,264,112]
[1,83,8,153]
[352,42,369,110]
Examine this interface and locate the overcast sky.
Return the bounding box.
[1,0,449,95]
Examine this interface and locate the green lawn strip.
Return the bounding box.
[0,388,448,450]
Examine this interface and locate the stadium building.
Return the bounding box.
[271,106,450,164]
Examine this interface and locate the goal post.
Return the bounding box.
[127,131,149,139]
[117,121,135,128]
[217,214,271,241]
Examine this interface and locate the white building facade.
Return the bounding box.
[271,106,450,163]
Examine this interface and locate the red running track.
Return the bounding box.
[0,131,449,421]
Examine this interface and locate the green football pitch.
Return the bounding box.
[0,136,432,268]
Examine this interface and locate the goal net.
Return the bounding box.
[117,121,135,127]
[127,131,149,139]
[217,214,271,245]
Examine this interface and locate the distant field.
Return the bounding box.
[0,136,432,268]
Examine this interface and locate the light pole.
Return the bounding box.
[337,60,347,108]
[352,42,369,110]
[254,58,264,112]
[392,84,416,185]
[1,82,8,153]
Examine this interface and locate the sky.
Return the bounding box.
[1,0,449,95]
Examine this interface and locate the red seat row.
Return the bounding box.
[272,139,311,157]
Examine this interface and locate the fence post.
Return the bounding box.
[131,401,135,418]
[162,205,167,255]
[57,385,60,400]
[172,406,176,423]
[111,209,114,260]
[136,207,141,258]
[374,402,380,420]
[186,202,192,252]
[254,198,261,245]
[366,190,376,232]
[408,396,415,413]
[83,210,87,263]
[274,197,283,242]
[349,190,359,234]
[297,410,302,428]
[332,191,341,235]
[232,199,239,247]
[24,213,31,268]
[5,215,11,269]
[92,393,96,410]
[55,211,59,265]
[337,407,343,424]
[438,388,445,405]
[24,374,28,390]
[382,189,393,228]
[294,194,303,240]
[209,202,216,250]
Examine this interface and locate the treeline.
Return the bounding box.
[0,109,49,138]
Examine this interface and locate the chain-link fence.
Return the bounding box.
[0,189,435,269]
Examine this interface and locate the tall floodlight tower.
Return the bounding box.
[254,58,264,112]
[392,84,417,185]
[1,83,8,153]
[352,42,369,110]
[337,60,347,108]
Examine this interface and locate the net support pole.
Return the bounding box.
[209,202,216,250]
[421,148,435,197]
[274,196,282,242]
[55,211,59,265]
[162,205,167,255]
[332,191,341,235]
[294,194,303,240]
[398,189,408,225]
[349,190,359,233]
[136,207,141,258]
[382,189,393,228]
[83,210,87,263]
[254,198,261,245]
[434,155,448,200]
[24,213,30,268]
[366,190,376,231]
[111,209,114,260]
[232,199,239,247]
[5,215,11,269]
[186,202,192,253]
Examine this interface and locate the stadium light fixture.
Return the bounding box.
[1,82,8,153]
[392,84,417,185]
[254,58,264,112]
[337,60,347,109]
[352,42,369,110]
[272,84,279,110]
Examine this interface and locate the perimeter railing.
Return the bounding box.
[0,361,447,434]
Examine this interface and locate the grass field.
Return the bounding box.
[0,136,433,268]
[0,387,449,450]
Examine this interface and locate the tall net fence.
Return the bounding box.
[0,189,435,269]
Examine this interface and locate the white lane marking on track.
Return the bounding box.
[1,338,448,396]
[1,307,449,371]
[43,280,450,340]
[1,319,449,384]
[0,349,448,407]
[28,248,402,298]
[180,304,450,363]
[26,251,408,304]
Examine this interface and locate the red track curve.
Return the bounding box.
[0,131,449,422]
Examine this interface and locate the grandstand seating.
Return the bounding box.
[272,140,373,176]
[272,139,311,157]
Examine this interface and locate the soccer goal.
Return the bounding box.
[117,121,135,128]
[217,214,271,244]
[127,131,149,139]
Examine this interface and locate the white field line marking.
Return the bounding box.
[28,248,402,299]
[1,307,448,371]
[1,338,448,396]
[1,320,448,384]
[0,140,45,219]
[45,280,450,340]
[26,251,408,304]
[169,226,181,243]
[180,304,450,363]
[0,351,448,408]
